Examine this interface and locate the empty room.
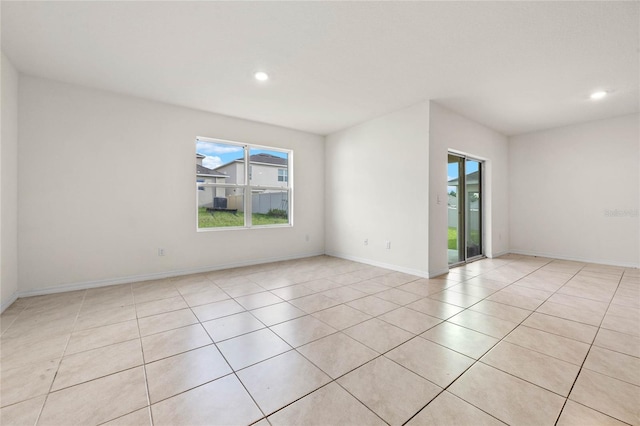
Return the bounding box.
[1,1,638,425]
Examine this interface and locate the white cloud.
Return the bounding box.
[197,141,243,156]
[203,155,223,169]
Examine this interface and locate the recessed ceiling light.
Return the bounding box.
[254,71,269,81]
[590,91,607,100]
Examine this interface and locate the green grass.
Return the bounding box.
[448,227,480,250]
[448,227,458,249]
[198,207,288,228]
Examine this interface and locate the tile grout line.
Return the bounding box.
[225,262,387,423]
[0,257,520,423]
[2,256,636,425]
[402,256,606,424]
[474,260,592,412]
[284,263,526,425]
[90,284,152,426]
[268,271,439,421]
[553,267,632,426]
[461,273,593,370]
[399,256,555,425]
[33,287,90,426]
[132,282,156,426]
[184,276,272,425]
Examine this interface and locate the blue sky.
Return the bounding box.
[447,160,479,191]
[448,160,479,178]
[196,140,286,169]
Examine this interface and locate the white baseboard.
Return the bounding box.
[0,292,19,314]
[428,268,450,278]
[325,251,430,278]
[15,251,326,299]
[509,249,639,269]
[488,250,511,259]
[10,247,636,310]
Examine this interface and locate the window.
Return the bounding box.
[278,169,288,182]
[196,136,292,230]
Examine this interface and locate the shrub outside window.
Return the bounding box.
[196,136,292,230]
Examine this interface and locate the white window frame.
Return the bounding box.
[278,168,288,182]
[196,136,293,231]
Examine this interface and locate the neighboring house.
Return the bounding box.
[214,153,288,197]
[447,171,480,228]
[196,153,228,207]
[447,170,479,208]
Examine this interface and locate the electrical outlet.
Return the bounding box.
[305,234,310,242]
[364,238,368,246]
[385,241,391,249]
[158,248,165,256]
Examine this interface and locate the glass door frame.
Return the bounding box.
[448,152,484,267]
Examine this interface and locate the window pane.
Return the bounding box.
[251,190,289,226]
[447,154,463,265]
[196,140,245,185]
[198,187,245,228]
[196,138,292,230]
[465,159,482,259]
[249,148,289,188]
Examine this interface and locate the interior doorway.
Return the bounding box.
[447,153,483,266]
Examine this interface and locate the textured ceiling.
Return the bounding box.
[2,1,638,136]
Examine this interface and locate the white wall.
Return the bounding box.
[325,101,431,276]
[429,102,509,276]
[1,53,19,311]
[18,76,324,294]
[510,114,639,267]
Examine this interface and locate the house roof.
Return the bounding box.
[214,153,288,171]
[448,170,480,186]
[249,153,287,166]
[197,164,228,178]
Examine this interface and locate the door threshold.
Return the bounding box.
[448,255,486,270]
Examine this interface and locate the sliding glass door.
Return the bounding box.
[464,158,482,261]
[447,153,483,266]
[448,155,464,265]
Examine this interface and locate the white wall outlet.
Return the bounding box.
[364,238,368,246]
[305,234,310,242]
[385,241,391,249]
[158,248,165,256]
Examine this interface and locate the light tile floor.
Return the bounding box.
[1,254,638,425]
